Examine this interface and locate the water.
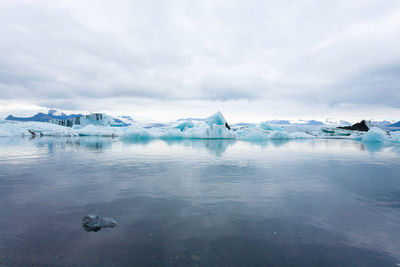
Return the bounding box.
[0,137,400,266]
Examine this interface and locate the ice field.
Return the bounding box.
[1,111,399,144]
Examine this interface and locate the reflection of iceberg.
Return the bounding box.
[164,139,236,155]
[360,142,385,153]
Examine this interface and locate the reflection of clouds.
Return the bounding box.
[1,137,400,260]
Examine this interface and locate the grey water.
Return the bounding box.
[0,137,400,266]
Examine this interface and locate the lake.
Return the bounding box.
[0,137,399,266]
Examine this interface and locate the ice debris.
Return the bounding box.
[1,112,400,145]
[82,215,117,232]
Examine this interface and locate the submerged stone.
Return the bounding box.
[82,215,117,232]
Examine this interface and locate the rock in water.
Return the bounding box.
[82,215,117,232]
[337,120,369,132]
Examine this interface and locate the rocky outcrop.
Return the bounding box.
[337,120,369,132]
[82,215,117,232]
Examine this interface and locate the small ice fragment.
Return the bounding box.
[82,215,117,232]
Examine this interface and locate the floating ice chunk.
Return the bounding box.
[174,121,194,132]
[236,126,304,141]
[77,125,120,137]
[82,215,117,232]
[121,126,161,141]
[0,121,78,136]
[389,131,400,143]
[361,127,388,143]
[49,113,126,127]
[237,128,268,141]
[289,132,315,139]
[182,124,235,139]
[0,122,15,136]
[269,131,291,139]
[259,122,283,131]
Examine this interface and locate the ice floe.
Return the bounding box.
[1,112,400,145]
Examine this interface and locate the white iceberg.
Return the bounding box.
[389,131,400,143]
[1,111,400,147]
[205,111,229,127]
[0,121,77,136]
[361,127,388,143]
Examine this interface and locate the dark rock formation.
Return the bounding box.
[338,120,369,132]
[225,122,231,130]
[82,215,117,232]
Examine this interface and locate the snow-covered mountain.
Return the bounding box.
[324,118,351,126]
[6,110,82,122]
[369,120,394,127]
[388,121,400,127]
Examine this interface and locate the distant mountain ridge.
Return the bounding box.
[303,120,325,126]
[6,111,82,122]
[265,120,291,125]
[389,121,400,127]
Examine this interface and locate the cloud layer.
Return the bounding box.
[0,0,399,120]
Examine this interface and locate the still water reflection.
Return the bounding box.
[0,137,399,266]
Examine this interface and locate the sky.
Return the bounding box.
[0,0,400,123]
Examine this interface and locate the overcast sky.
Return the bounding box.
[0,0,399,122]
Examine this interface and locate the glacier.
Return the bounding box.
[1,112,400,145]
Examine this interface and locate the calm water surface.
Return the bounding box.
[0,137,400,266]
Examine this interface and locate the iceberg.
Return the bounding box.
[122,127,157,141]
[77,125,121,137]
[1,111,400,146]
[174,121,195,132]
[390,131,400,143]
[50,113,126,128]
[0,121,77,137]
[289,132,315,139]
[259,122,283,131]
[361,127,388,143]
[205,111,231,130]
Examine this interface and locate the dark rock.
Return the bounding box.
[82,215,117,232]
[225,122,231,130]
[337,120,369,132]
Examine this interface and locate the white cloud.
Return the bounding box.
[0,0,399,120]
